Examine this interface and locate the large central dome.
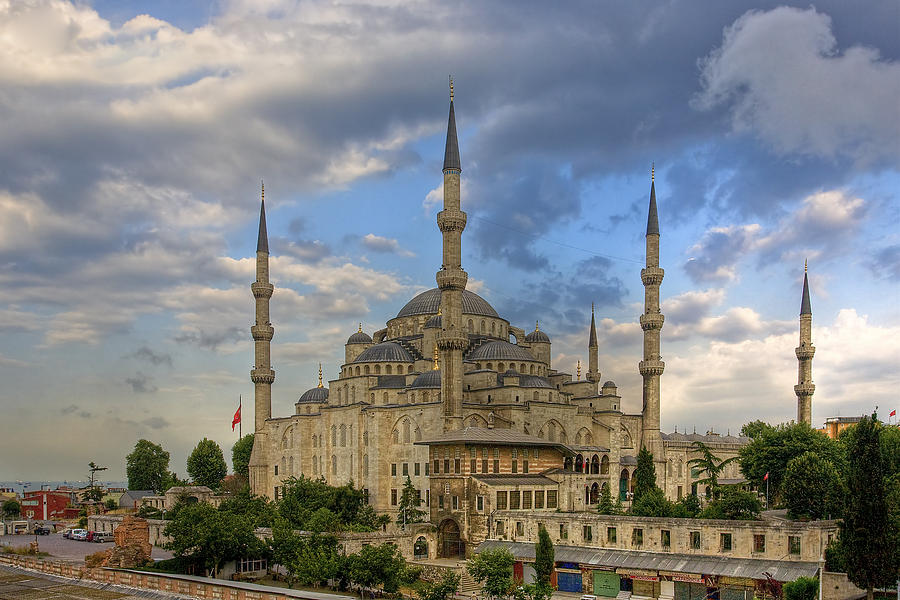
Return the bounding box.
[396,288,499,319]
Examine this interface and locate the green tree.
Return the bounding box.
[278,475,376,531]
[307,507,342,532]
[687,441,739,499]
[232,433,254,477]
[348,542,410,595]
[698,486,761,520]
[2,499,20,518]
[597,484,617,515]
[671,494,701,518]
[782,451,843,520]
[216,488,276,528]
[104,498,118,510]
[269,518,304,588]
[738,422,844,504]
[418,570,460,600]
[186,438,228,489]
[467,547,514,600]
[534,525,554,590]
[783,576,818,600]
[164,502,265,578]
[839,413,900,600]
[632,446,657,503]
[630,487,672,517]
[740,420,775,439]
[126,439,171,492]
[397,476,426,528]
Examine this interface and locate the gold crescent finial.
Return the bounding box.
[535,320,540,332]
[804,259,808,273]
[591,302,595,315]
[358,323,362,333]
[317,363,323,388]
[651,163,655,182]
[449,75,454,102]
[437,306,442,316]
[576,360,582,380]
[433,344,439,370]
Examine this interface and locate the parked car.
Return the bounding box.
[92,531,113,543]
[70,529,88,541]
[61,528,74,539]
[33,526,51,535]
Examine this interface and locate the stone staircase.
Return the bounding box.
[457,569,481,596]
[615,591,632,600]
[395,338,424,361]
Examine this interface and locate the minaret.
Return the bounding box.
[587,303,600,385]
[794,261,815,425]
[249,182,275,496]
[436,78,468,431]
[639,166,665,459]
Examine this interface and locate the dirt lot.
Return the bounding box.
[0,534,172,563]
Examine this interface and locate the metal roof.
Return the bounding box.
[347,330,372,344]
[396,288,498,318]
[353,342,414,363]
[443,99,461,172]
[257,198,269,253]
[647,180,659,236]
[800,272,812,315]
[472,474,558,486]
[297,387,329,403]
[410,370,441,389]
[468,341,536,362]
[476,541,820,582]
[525,329,550,343]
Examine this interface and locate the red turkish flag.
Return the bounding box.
[763,472,769,481]
[232,404,241,431]
[890,409,896,417]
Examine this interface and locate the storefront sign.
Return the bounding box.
[672,575,704,584]
[630,575,660,582]
[617,568,658,577]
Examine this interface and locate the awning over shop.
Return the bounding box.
[476,540,820,582]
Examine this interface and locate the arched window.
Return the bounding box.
[468,319,474,332]
[386,365,392,374]
[392,429,399,444]
[370,393,375,403]
[476,363,482,370]
[375,364,381,374]
[289,456,294,476]
[312,455,318,475]
[403,419,411,443]
[530,365,535,374]
[498,362,505,372]
[363,431,369,446]
[331,425,337,446]
[408,365,413,373]
[340,424,347,447]
[487,363,493,370]
[312,435,317,448]
[520,363,526,372]
[364,365,370,375]
[332,455,337,475]
[383,392,389,404]
[491,322,496,335]
[548,422,556,442]
[349,424,353,445]
[480,320,486,333]
[363,454,369,475]
[410,392,416,403]
[355,366,360,376]
[601,455,610,475]
[351,386,356,402]
[533,391,539,402]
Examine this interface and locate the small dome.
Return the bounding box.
[467,340,536,362]
[354,342,414,363]
[524,325,550,343]
[396,288,499,318]
[425,315,442,329]
[410,370,441,389]
[602,380,617,389]
[347,330,372,344]
[298,387,329,403]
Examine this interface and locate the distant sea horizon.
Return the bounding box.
[0,481,128,495]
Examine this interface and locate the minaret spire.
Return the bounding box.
[436,81,468,431]
[795,262,815,424]
[587,303,600,384]
[639,167,665,463]
[249,182,275,497]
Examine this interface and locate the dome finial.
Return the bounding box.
[804,258,808,273]
[651,163,655,182]
[437,306,442,316]
[576,360,581,380]
[317,363,323,388]
[261,179,264,201]
[433,344,439,370]
[358,323,362,333]
[535,320,540,332]
[449,75,454,102]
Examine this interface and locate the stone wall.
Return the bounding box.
[821,571,866,600]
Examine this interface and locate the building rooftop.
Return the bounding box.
[416,426,570,451]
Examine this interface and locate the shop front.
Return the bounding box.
[617,569,660,599]
[670,573,710,600]
[557,563,583,592]
[591,570,620,597]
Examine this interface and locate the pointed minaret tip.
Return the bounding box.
[800,262,812,315]
[257,180,269,254]
[588,304,598,348]
[442,79,461,173]
[646,166,659,236]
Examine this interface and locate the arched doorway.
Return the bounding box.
[619,468,630,501]
[591,455,600,474]
[590,482,599,504]
[413,536,428,559]
[439,519,464,558]
[575,454,584,473]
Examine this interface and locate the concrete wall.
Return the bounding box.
[822,571,866,600]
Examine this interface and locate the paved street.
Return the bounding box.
[0,534,172,562]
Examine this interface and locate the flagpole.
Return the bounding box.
[239,394,242,438]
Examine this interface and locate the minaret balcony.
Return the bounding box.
[436,269,468,291]
[641,267,665,286]
[437,210,467,233]
[437,331,469,351]
[251,368,275,384]
[251,325,274,341]
[639,313,665,331]
[795,346,816,360]
[251,282,274,298]
[794,383,815,396]
[639,360,665,376]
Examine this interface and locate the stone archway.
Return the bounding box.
[619,468,630,502]
[438,519,464,558]
[413,536,428,559]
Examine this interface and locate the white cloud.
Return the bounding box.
[695,6,900,166]
[361,233,415,257]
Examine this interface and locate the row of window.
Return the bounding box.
[549,523,801,555]
[495,490,558,510]
[391,462,430,477]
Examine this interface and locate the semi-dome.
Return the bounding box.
[297,387,329,403]
[467,340,536,362]
[396,288,499,319]
[410,370,441,389]
[424,315,442,329]
[354,341,414,363]
[347,330,373,344]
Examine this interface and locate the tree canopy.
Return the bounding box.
[687,441,739,499]
[782,451,844,520]
[269,519,343,588]
[534,525,554,588]
[632,446,657,503]
[2,499,20,518]
[126,439,171,492]
[186,438,228,489]
[232,434,254,477]
[278,475,380,532]
[397,475,426,528]
[347,542,410,594]
[467,547,514,600]
[417,570,460,600]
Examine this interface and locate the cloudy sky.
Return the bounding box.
[0,0,897,482]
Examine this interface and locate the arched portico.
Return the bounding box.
[439,519,464,558]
